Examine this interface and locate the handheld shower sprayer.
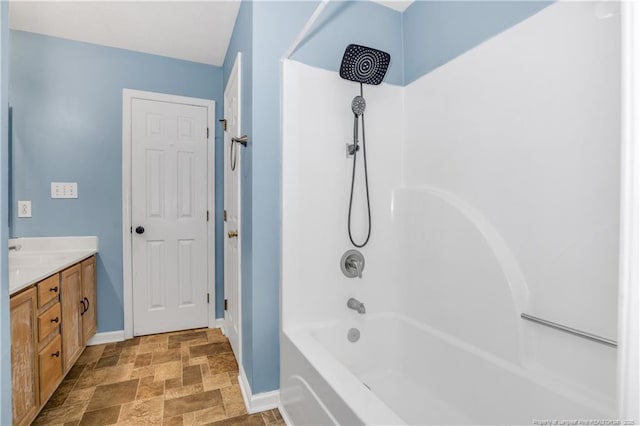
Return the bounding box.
[351,95,366,116]
[340,44,390,248]
[351,95,366,150]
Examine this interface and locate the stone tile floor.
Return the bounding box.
[33,328,284,426]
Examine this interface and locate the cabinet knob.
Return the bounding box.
[49,286,58,293]
[51,351,60,358]
[50,317,59,324]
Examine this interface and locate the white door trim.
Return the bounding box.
[122,89,216,339]
[223,52,243,364]
[619,2,640,420]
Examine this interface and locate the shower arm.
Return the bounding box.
[232,135,248,147]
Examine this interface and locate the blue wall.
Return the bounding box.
[251,0,319,395]
[403,1,553,84]
[9,31,224,332]
[0,2,11,423]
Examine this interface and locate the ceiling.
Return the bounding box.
[9,1,241,66]
[9,0,413,67]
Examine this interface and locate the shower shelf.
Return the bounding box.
[520,313,617,348]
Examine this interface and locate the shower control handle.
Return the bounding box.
[341,250,365,279]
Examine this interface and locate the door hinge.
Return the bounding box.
[206,127,210,139]
[219,118,227,132]
[224,299,228,311]
[207,293,210,304]
[223,210,227,222]
[206,210,210,222]
[130,226,132,234]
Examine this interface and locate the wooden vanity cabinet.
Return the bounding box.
[81,256,97,344]
[61,257,97,370]
[10,254,97,425]
[36,274,60,308]
[10,287,39,426]
[38,334,62,403]
[61,264,84,371]
[36,273,63,407]
[38,302,61,341]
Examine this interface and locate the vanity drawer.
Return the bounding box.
[37,274,60,308]
[38,334,62,403]
[38,303,61,341]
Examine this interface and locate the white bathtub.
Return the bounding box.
[280,313,616,425]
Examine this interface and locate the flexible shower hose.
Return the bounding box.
[348,84,372,248]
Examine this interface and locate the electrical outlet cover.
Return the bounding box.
[18,201,32,218]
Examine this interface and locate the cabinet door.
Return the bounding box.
[39,334,62,403]
[10,287,39,426]
[81,256,97,343]
[61,264,83,371]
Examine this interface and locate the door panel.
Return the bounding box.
[178,239,195,306]
[224,54,242,359]
[61,264,83,371]
[132,98,209,336]
[10,287,39,426]
[81,256,97,342]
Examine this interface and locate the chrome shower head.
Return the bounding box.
[352,95,366,116]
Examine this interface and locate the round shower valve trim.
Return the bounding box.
[341,249,365,279]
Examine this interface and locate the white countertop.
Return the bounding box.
[9,237,99,296]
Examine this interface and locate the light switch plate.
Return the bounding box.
[51,182,78,199]
[18,201,31,218]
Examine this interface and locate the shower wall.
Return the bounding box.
[281,0,620,413]
[401,1,620,402]
[282,59,403,327]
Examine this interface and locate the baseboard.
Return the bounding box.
[214,318,226,333]
[86,330,125,346]
[238,366,280,414]
[91,323,223,346]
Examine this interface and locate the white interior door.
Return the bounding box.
[224,53,242,359]
[131,98,209,336]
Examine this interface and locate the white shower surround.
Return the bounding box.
[281,2,620,424]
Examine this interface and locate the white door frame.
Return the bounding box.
[122,89,216,339]
[223,52,242,362]
[619,2,640,420]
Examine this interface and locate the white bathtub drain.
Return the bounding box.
[347,328,360,342]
